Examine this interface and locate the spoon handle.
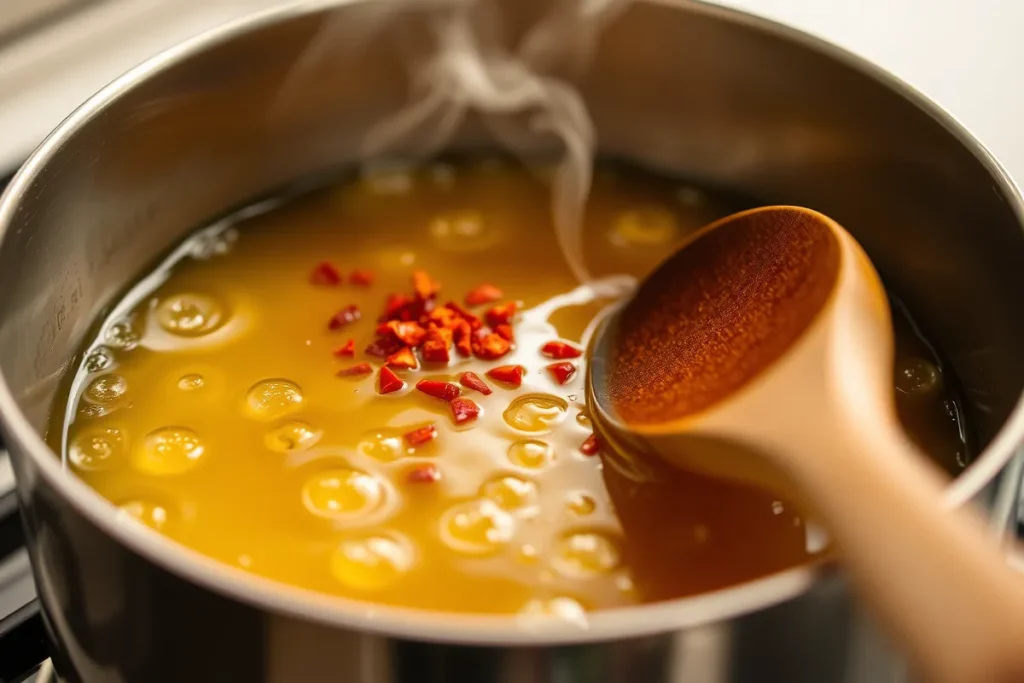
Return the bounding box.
[789,421,1024,683]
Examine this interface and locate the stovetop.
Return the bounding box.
[0,458,52,683]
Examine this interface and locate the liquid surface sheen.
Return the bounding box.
[50,161,969,618]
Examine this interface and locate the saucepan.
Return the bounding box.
[0,0,1022,681]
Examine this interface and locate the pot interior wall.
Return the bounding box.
[0,0,1022,475]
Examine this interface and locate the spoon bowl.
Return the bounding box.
[587,205,898,503]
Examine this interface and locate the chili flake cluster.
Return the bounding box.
[324,268,522,379]
[362,270,520,367]
[313,262,600,462]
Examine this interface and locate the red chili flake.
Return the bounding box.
[486,365,525,388]
[495,323,515,342]
[465,283,503,307]
[310,261,342,286]
[403,423,438,447]
[406,463,442,484]
[444,301,482,329]
[379,320,427,346]
[390,298,429,323]
[337,362,373,378]
[380,293,415,322]
[449,397,481,425]
[546,361,577,385]
[413,298,436,323]
[580,433,602,456]
[332,339,356,357]
[540,340,582,359]
[365,336,404,358]
[426,306,461,330]
[378,366,405,394]
[453,320,473,357]
[328,304,361,330]
[421,326,453,363]
[415,380,461,401]
[412,269,440,300]
[350,269,375,286]
[472,331,512,360]
[386,346,419,370]
[459,371,492,395]
[485,301,518,328]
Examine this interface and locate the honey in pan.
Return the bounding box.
[49,160,970,616]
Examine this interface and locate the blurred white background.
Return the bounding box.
[720,0,1019,178]
[0,0,1018,177]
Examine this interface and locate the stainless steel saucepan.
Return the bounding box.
[0,1,1022,681]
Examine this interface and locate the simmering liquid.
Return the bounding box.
[49,160,969,616]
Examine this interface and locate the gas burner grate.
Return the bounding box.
[0,486,49,683]
[23,660,58,683]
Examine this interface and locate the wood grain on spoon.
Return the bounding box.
[588,206,1024,683]
[606,206,840,424]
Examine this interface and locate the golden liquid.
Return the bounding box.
[49,160,969,616]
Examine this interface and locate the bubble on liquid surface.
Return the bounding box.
[83,347,114,373]
[517,544,540,564]
[118,500,170,532]
[84,374,128,405]
[219,228,239,251]
[134,427,205,475]
[331,534,413,590]
[507,439,554,470]
[429,210,494,252]
[429,163,456,189]
[265,421,323,453]
[440,499,516,555]
[105,320,140,350]
[503,395,568,433]
[178,374,205,391]
[565,492,596,516]
[575,411,591,429]
[357,431,406,462]
[190,228,239,258]
[69,427,125,470]
[480,475,539,512]
[609,207,678,247]
[519,597,588,628]
[156,293,225,337]
[896,358,940,395]
[302,469,386,520]
[552,532,620,578]
[676,186,705,206]
[245,379,303,421]
[361,166,414,195]
[77,403,109,420]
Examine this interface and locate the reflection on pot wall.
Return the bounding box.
[263,579,891,683]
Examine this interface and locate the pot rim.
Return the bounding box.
[1,0,1023,646]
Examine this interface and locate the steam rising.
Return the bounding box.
[285,0,631,288]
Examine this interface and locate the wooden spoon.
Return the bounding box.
[586,206,1024,683]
